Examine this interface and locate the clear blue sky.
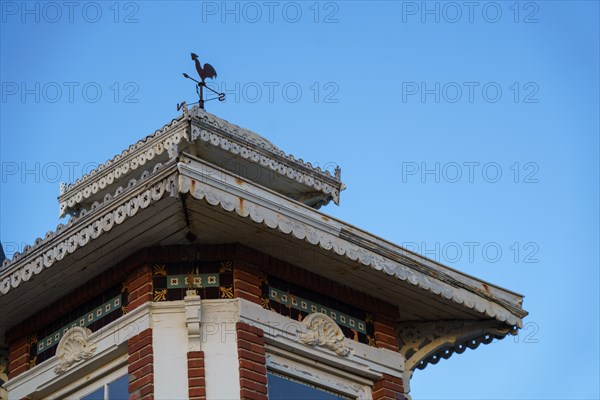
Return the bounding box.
[1,1,598,398]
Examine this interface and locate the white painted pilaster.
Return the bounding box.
[201,300,241,400]
[151,302,188,400]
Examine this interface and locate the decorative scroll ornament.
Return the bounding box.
[54,327,97,374]
[398,320,516,372]
[299,313,351,357]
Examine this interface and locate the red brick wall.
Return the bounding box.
[237,322,268,400]
[187,351,206,400]
[374,315,400,351]
[128,328,154,400]
[7,336,28,379]
[373,374,405,400]
[125,264,153,311]
[233,261,262,303]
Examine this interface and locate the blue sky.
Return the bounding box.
[1,1,598,398]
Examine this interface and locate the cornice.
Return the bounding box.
[340,229,528,320]
[177,157,525,328]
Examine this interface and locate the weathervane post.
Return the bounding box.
[199,83,204,109]
[182,52,224,110]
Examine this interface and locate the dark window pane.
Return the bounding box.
[108,375,129,400]
[81,387,104,400]
[267,373,348,400]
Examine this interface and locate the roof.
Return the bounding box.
[0,107,527,370]
[56,106,343,219]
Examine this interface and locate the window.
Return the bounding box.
[46,357,128,400]
[80,375,128,400]
[266,350,371,399]
[267,372,350,400]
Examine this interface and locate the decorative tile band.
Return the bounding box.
[37,295,122,354]
[268,287,367,334]
[166,274,220,289]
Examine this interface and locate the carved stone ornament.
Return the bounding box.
[299,313,351,357]
[54,327,97,375]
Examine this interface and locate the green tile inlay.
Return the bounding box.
[37,295,122,355]
[166,274,220,289]
[268,287,367,334]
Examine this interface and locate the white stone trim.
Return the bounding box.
[152,298,403,398]
[4,298,403,400]
[197,299,242,399]
[184,291,202,352]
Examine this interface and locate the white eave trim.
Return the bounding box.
[58,117,186,200]
[57,118,188,218]
[177,156,525,327]
[190,115,342,204]
[0,163,179,292]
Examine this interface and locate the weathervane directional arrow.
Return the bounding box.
[181,52,225,110]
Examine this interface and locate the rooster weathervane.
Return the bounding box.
[181,52,224,110]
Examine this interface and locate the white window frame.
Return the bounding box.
[45,354,127,400]
[266,349,372,399]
